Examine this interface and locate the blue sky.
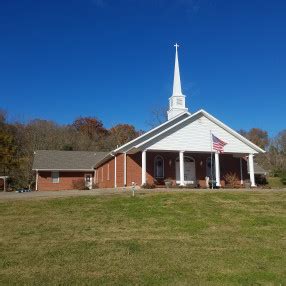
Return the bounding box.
[1,0,285,136]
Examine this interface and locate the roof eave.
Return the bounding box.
[112,111,191,154]
[32,168,95,171]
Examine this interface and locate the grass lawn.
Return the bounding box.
[1,190,286,285]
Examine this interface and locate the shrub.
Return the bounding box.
[224,172,239,188]
[281,174,286,185]
[256,175,268,185]
[72,178,85,190]
[185,183,197,189]
[141,183,155,189]
[270,170,286,186]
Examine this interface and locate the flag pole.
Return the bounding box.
[210,130,213,190]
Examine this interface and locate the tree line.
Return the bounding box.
[0,109,285,189]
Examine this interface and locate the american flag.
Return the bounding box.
[212,134,227,153]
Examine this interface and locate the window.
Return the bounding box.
[51,171,59,183]
[107,164,110,181]
[154,155,164,178]
[176,98,183,105]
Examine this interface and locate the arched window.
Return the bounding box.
[154,155,164,178]
[175,156,195,163]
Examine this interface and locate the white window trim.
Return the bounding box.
[154,155,164,179]
[51,171,59,183]
[84,174,92,182]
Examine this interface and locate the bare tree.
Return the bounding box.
[146,106,168,128]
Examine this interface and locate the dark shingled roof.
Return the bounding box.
[247,161,268,175]
[32,150,109,170]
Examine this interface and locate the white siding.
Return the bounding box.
[144,115,257,154]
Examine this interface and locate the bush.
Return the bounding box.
[256,175,268,185]
[281,174,286,185]
[270,170,286,186]
[185,183,197,189]
[72,178,85,190]
[141,183,156,189]
[224,172,239,188]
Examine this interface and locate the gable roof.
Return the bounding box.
[113,111,190,153]
[33,150,108,171]
[135,109,265,153]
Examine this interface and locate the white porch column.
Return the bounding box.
[114,155,117,188]
[141,150,147,185]
[123,152,127,186]
[215,152,221,187]
[179,151,185,186]
[35,171,38,191]
[248,154,256,187]
[240,157,243,185]
[3,177,6,192]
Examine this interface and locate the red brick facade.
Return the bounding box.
[37,171,94,191]
[37,152,249,190]
[95,151,249,188]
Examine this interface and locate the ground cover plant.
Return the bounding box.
[1,190,286,285]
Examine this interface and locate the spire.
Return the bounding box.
[172,43,183,96]
[167,43,188,120]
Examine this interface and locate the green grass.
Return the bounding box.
[1,191,286,285]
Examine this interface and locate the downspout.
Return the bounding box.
[124,152,127,187]
[111,153,117,188]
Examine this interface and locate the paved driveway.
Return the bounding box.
[0,188,284,201]
[0,188,134,201]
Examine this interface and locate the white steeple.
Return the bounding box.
[167,43,188,120]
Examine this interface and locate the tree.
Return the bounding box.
[239,128,269,149]
[146,106,168,128]
[0,112,18,176]
[72,117,108,139]
[267,130,286,174]
[108,124,139,148]
[274,129,286,154]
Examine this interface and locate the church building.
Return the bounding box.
[33,45,265,190]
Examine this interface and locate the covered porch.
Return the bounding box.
[140,150,256,188]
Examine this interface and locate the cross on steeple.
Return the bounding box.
[174,43,179,49]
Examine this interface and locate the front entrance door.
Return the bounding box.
[176,156,196,184]
[84,174,92,190]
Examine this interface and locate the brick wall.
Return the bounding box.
[95,151,249,188]
[37,171,94,191]
[96,153,125,188]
